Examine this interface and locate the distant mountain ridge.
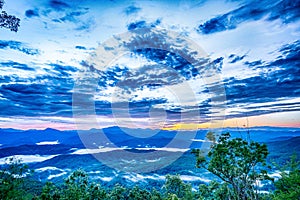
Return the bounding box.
[0,126,299,189]
[0,126,299,148]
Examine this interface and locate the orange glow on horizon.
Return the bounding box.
[0,111,299,131]
[163,111,300,130]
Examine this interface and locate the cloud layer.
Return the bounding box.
[0,0,299,129]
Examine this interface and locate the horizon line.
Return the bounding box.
[1,125,300,132]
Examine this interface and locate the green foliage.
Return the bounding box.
[165,193,180,200]
[0,157,33,200]
[206,131,216,144]
[60,169,107,200]
[62,169,90,199]
[194,132,271,200]
[89,183,107,200]
[197,181,231,200]
[128,185,152,199]
[272,154,300,200]
[39,170,107,200]
[39,182,60,200]
[1,132,299,199]
[150,188,164,200]
[163,174,193,199]
[108,183,128,200]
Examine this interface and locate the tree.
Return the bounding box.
[39,182,60,200]
[166,193,180,200]
[89,182,107,200]
[163,174,193,199]
[0,0,20,32]
[193,132,271,200]
[62,169,90,200]
[0,157,33,200]
[150,188,164,200]
[197,180,231,200]
[272,154,300,200]
[206,131,216,144]
[108,183,128,200]
[128,185,152,200]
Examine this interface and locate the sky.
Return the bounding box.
[0,0,299,130]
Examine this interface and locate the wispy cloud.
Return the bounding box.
[0,61,79,117]
[26,0,94,32]
[0,0,299,129]
[197,0,300,34]
[0,40,40,55]
[224,40,300,117]
[124,5,141,16]
[48,0,70,11]
[127,19,161,31]
[1,61,35,71]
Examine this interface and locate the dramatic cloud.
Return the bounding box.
[0,40,40,55]
[0,0,299,129]
[25,9,39,18]
[0,62,79,117]
[48,0,70,11]
[197,0,300,34]
[127,19,161,31]
[228,54,246,64]
[1,61,35,71]
[224,40,300,117]
[124,5,141,15]
[24,0,95,32]
[75,45,87,50]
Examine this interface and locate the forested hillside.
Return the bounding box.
[1,133,299,200]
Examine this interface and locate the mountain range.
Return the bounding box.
[0,126,299,190]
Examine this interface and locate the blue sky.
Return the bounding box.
[0,0,299,130]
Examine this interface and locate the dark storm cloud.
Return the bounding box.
[49,63,78,76]
[49,0,70,11]
[0,61,35,71]
[248,40,300,71]
[197,0,300,34]
[94,47,206,92]
[36,0,94,32]
[25,9,39,18]
[224,40,300,117]
[84,34,217,119]
[94,101,112,116]
[127,19,161,31]
[58,10,88,23]
[225,75,297,105]
[74,18,95,32]
[228,54,246,63]
[274,40,300,68]
[0,40,40,55]
[106,98,168,118]
[0,80,74,117]
[0,62,80,117]
[213,57,224,72]
[112,64,186,91]
[128,20,146,30]
[124,5,141,15]
[95,65,129,88]
[75,45,87,50]
[1,84,47,95]
[244,60,264,67]
[50,9,94,32]
[133,48,203,80]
